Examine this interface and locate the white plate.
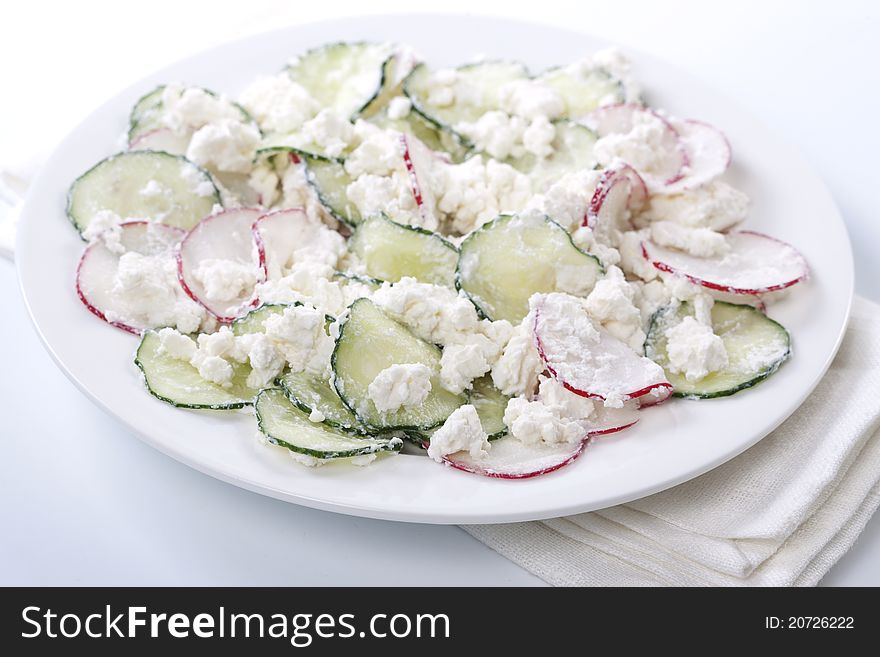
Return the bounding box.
[16,14,852,524]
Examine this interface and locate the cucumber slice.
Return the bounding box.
[404,61,529,137]
[232,303,334,337]
[302,155,360,226]
[128,84,254,141]
[286,42,391,120]
[231,303,287,336]
[333,271,383,290]
[278,370,364,433]
[349,214,458,286]
[508,121,598,192]
[470,376,508,440]
[332,298,466,430]
[128,86,166,140]
[538,67,624,119]
[135,331,258,409]
[644,301,791,399]
[256,389,401,459]
[456,212,603,323]
[369,107,470,163]
[67,151,220,234]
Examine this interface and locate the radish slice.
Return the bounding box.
[533,293,671,405]
[589,403,642,435]
[585,103,688,188]
[177,208,265,322]
[128,128,190,155]
[637,385,673,408]
[443,435,588,479]
[642,230,809,295]
[399,133,438,227]
[76,221,186,335]
[584,163,648,229]
[664,119,731,192]
[252,208,345,280]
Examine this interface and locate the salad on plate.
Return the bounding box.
[67,41,808,478]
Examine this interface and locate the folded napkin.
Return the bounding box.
[465,296,880,586]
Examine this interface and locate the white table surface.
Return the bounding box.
[2,0,878,586]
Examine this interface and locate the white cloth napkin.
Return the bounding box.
[464,296,880,586]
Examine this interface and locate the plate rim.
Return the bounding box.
[15,13,854,524]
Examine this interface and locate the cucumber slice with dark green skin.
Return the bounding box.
[332,298,467,430]
[232,303,334,337]
[302,155,360,226]
[128,84,256,141]
[135,331,259,409]
[256,389,402,459]
[369,107,470,163]
[507,121,598,192]
[404,61,529,140]
[278,370,365,433]
[333,271,383,289]
[349,214,459,286]
[644,301,791,399]
[538,67,625,119]
[470,376,508,440]
[67,151,220,235]
[286,42,391,120]
[456,212,604,323]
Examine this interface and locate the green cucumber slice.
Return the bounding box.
[349,214,458,286]
[286,42,391,120]
[508,121,598,192]
[67,151,220,234]
[404,61,529,137]
[456,212,603,323]
[278,370,364,433]
[128,84,254,141]
[302,155,360,226]
[135,331,258,409]
[256,389,401,459]
[470,376,509,440]
[369,107,470,163]
[644,301,791,399]
[538,67,624,119]
[332,298,466,430]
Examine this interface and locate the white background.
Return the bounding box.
[1,0,878,585]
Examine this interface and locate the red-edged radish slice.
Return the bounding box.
[533,293,671,405]
[443,435,588,479]
[177,208,265,322]
[642,230,809,295]
[588,403,642,435]
[585,103,688,188]
[399,133,438,227]
[637,385,673,408]
[76,221,186,335]
[252,208,345,279]
[584,163,648,229]
[128,128,190,155]
[664,119,731,192]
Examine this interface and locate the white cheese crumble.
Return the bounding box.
[367,363,433,413]
[238,74,320,133]
[108,251,207,334]
[490,313,543,397]
[649,221,729,258]
[386,96,412,120]
[83,210,124,254]
[503,397,586,446]
[192,258,260,303]
[665,316,728,382]
[186,120,261,174]
[584,265,646,352]
[646,180,749,231]
[263,305,335,378]
[288,108,354,159]
[455,111,556,160]
[594,111,676,181]
[498,78,565,120]
[159,84,244,136]
[426,404,490,462]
